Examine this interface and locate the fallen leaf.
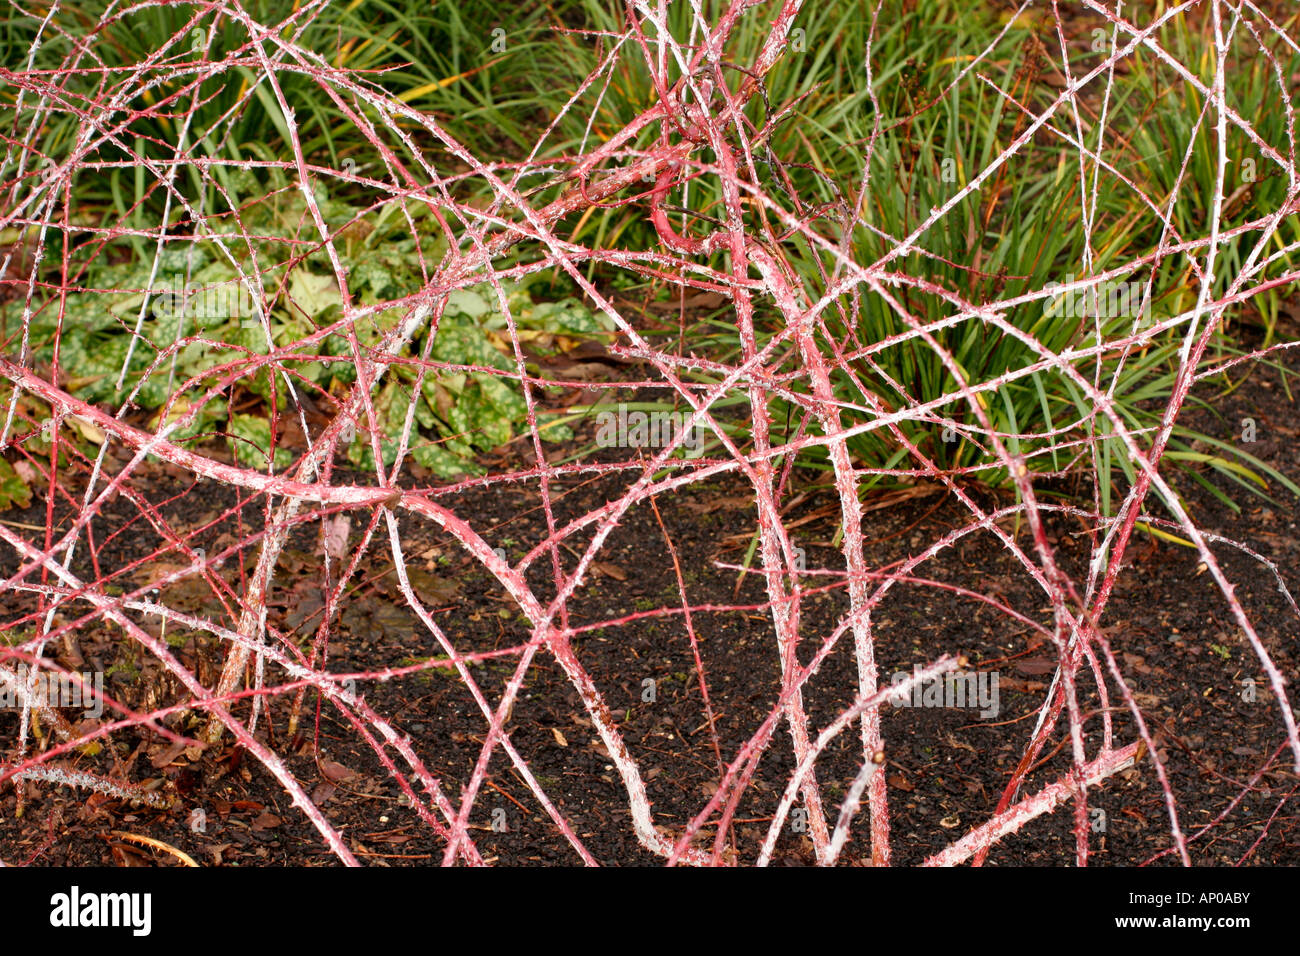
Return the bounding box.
[591,561,627,581]
[945,733,976,754]
[209,844,233,865]
[551,728,568,748]
[0,458,32,511]
[149,741,188,769]
[1016,658,1057,675]
[323,514,351,561]
[276,549,315,574]
[68,414,106,445]
[109,845,149,867]
[282,581,326,637]
[1122,652,1152,676]
[1000,677,1046,693]
[310,781,337,805]
[366,832,413,845]
[382,566,460,605]
[320,759,358,784]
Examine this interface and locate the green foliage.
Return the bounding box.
[0,0,555,233]
[1123,9,1300,345]
[527,0,1297,509]
[530,0,880,260]
[229,413,293,471]
[790,5,1299,508]
[13,180,610,482]
[4,0,1296,514]
[0,459,32,510]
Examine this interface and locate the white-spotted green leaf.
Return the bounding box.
[229,413,292,470]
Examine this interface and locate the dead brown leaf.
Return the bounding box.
[311,782,337,805]
[591,561,627,581]
[1015,658,1057,675]
[320,759,358,784]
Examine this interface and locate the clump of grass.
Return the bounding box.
[525,0,1299,511]
[1,0,554,232]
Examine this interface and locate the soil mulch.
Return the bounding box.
[0,313,1297,866]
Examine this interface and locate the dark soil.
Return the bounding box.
[1,306,1298,867]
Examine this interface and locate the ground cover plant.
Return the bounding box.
[0,0,1298,867]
